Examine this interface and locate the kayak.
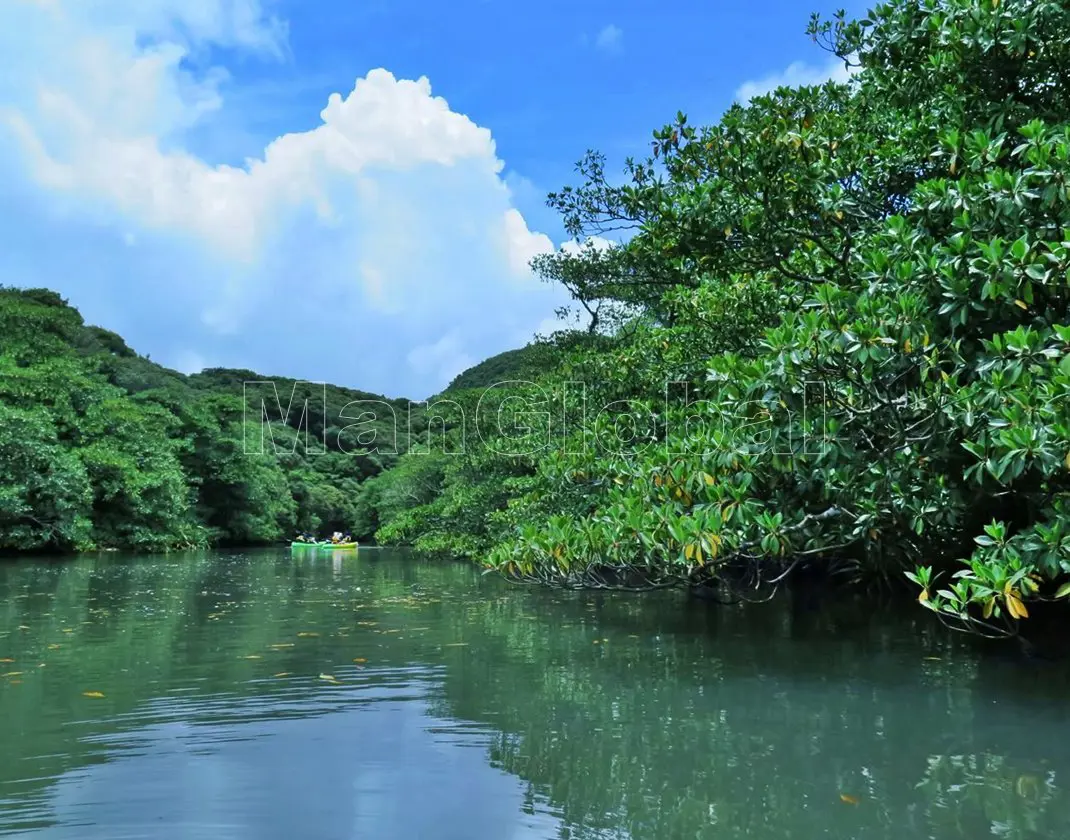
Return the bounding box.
[291,541,319,548]
[320,542,358,550]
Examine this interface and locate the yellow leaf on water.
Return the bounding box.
[270,643,295,649]
[1016,774,1040,798]
[273,672,291,678]
[297,632,320,638]
[319,673,339,682]
[443,643,469,647]
[62,629,73,634]
[840,794,860,805]
[243,655,262,660]
[48,644,61,650]
[353,658,367,664]
[3,671,23,677]
[0,658,13,663]
[82,691,105,698]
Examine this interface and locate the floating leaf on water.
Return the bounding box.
[1016,774,1041,799]
[3,671,24,677]
[17,626,30,631]
[273,672,291,678]
[443,643,469,647]
[270,643,295,649]
[0,658,14,663]
[353,658,367,664]
[62,629,73,633]
[82,691,105,698]
[923,657,942,661]
[243,655,262,660]
[319,673,339,682]
[48,644,61,650]
[297,632,320,638]
[839,794,860,805]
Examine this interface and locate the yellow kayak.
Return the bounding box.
[320,542,358,550]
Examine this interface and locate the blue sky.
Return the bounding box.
[0,0,867,398]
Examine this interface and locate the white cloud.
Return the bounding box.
[0,0,574,398]
[407,331,475,390]
[173,350,207,374]
[734,55,854,104]
[595,24,622,54]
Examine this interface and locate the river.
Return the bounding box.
[1,549,1068,839]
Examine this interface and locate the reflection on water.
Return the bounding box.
[1,549,1069,839]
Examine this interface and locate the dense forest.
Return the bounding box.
[3,0,1070,639]
[0,285,428,551]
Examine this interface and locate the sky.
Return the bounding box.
[0,0,866,399]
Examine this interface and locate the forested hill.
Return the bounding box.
[444,345,558,392]
[0,285,450,552]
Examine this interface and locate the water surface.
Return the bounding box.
[1,549,1068,839]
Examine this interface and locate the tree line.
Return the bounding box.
[4,0,1070,640]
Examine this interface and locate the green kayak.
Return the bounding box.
[291,541,358,549]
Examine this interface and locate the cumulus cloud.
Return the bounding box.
[0,0,572,398]
[595,24,623,54]
[734,55,855,103]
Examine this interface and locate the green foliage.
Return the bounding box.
[0,287,408,553]
[445,344,558,391]
[366,0,1070,640]
[0,404,93,551]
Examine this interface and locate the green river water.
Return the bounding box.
[1,548,1069,839]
